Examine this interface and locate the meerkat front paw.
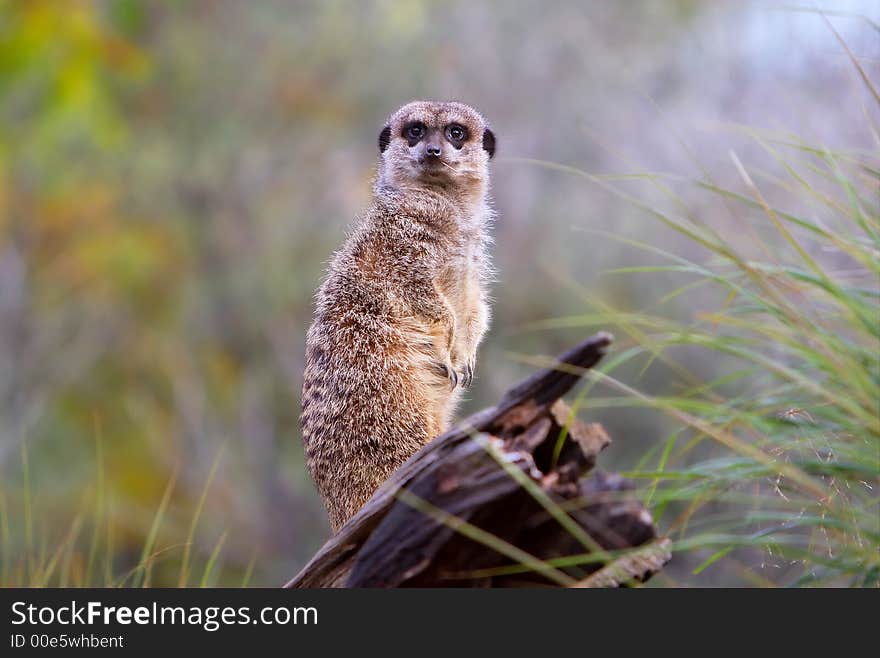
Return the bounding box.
[434,357,475,390]
[433,359,461,389]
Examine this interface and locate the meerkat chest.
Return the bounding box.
[437,237,485,311]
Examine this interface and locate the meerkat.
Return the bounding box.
[300,100,496,531]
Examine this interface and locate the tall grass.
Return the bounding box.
[0,441,241,587]
[520,120,879,585]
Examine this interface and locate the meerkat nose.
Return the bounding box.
[426,145,442,157]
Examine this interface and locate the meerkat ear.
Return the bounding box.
[482,128,496,159]
[378,125,391,153]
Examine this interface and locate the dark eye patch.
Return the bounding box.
[403,122,427,146]
[445,123,468,148]
[482,128,496,159]
[378,125,391,152]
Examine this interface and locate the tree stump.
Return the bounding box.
[286,332,671,588]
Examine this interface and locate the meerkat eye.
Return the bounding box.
[405,123,425,141]
[446,124,468,144]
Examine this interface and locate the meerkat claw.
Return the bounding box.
[447,366,459,389]
[462,362,474,388]
[435,361,459,389]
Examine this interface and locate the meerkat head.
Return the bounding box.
[376,100,496,197]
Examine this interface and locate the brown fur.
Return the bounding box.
[301,101,496,531]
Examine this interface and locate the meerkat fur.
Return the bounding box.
[300,100,497,531]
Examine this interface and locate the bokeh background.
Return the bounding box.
[1,0,877,586]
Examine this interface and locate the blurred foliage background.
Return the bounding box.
[0,0,877,586]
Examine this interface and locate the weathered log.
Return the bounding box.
[286,332,670,588]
